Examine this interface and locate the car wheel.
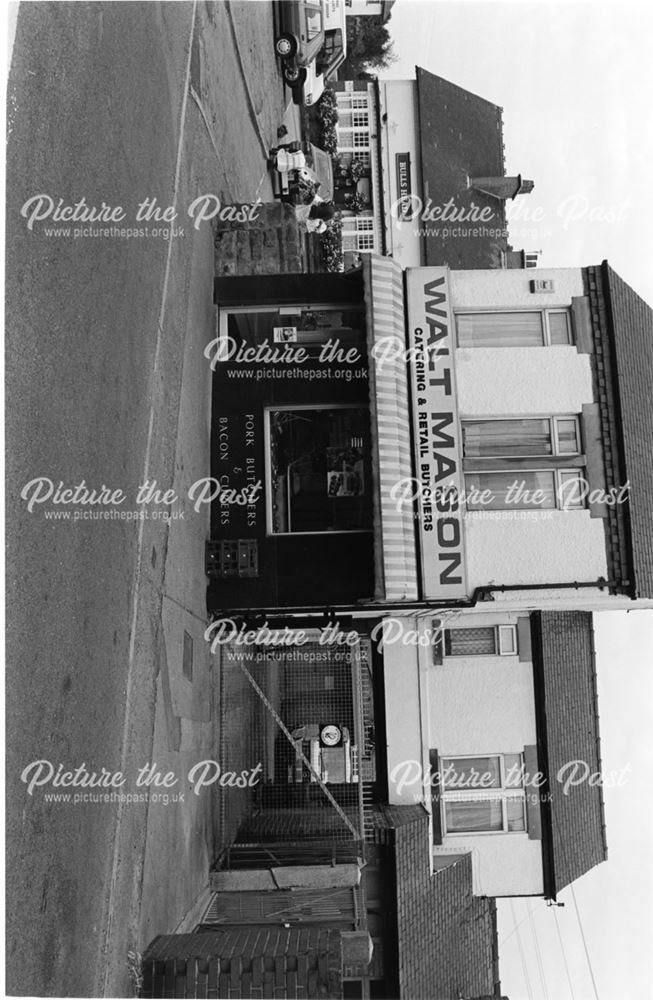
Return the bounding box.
[275,33,297,58]
[283,64,302,86]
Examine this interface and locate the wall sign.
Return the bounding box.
[405,267,468,599]
[395,153,413,221]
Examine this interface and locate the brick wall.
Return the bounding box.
[214,203,304,277]
[377,807,499,1000]
[143,928,343,999]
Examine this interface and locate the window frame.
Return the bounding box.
[454,307,574,347]
[441,624,519,658]
[463,467,586,511]
[264,403,373,537]
[440,752,528,836]
[462,415,581,460]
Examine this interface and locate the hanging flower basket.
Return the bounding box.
[344,193,367,215]
[349,160,365,183]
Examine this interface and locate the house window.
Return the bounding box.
[338,110,370,129]
[441,754,526,834]
[456,309,573,347]
[342,216,376,253]
[338,94,369,111]
[462,417,581,458]
[462,416,585,510]
[337,129,371,153]
[443,625,518,657]
[266,406,373,534]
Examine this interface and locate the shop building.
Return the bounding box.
[332,68,537,269]
[208,258,653,618]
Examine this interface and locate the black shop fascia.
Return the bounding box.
[208,270,374,612]
[207,259,467,617]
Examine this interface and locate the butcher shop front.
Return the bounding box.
[207,259,421,615]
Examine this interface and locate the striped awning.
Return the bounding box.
[362,255,419,601]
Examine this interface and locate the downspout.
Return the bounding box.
[530,612,557,901]
[372,78,388,255]
[208,577,618,622]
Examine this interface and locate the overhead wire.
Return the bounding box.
[553,906,577,1000]
[528,902,550,1000]
[510,899,535,1000]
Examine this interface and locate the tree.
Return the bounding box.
[341,16,397,79]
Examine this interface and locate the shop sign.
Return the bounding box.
[214,412,262,536]
[405,267,467,599]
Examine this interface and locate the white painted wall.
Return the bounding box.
[435,836,545,896]
[456,346,593,416]
[379,81,421,267]
[383,636,424,805]
[427,615,535,751]
[464,511,609,589]
[449,266,585,306]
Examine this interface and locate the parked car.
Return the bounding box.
[298,3,347,106]
[274,0,325,89]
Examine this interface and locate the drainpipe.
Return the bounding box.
[208,577,619,623]
[372,78,388,256]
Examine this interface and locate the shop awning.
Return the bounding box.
[362,255,419,601]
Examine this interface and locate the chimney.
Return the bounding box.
[469,174,534,200]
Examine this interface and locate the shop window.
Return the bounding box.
[441,753,527,834]
[462,417,580,458]
[266,407,372,534]
[456,309,573,347]
[224,308,365,359]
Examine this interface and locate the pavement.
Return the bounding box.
[5,2,293,995]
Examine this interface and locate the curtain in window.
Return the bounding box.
[465,471,556,509]
[444,627,496,656]
[443,756,501,788]
[445,799,503,832]
[457,312,544,347]
[463,419,552,457]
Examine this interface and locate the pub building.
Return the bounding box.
[208,257,653,620]
[332,66,539,270]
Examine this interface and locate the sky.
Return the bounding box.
[381,3,653,998]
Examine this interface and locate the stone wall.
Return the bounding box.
[214,202,304,277]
